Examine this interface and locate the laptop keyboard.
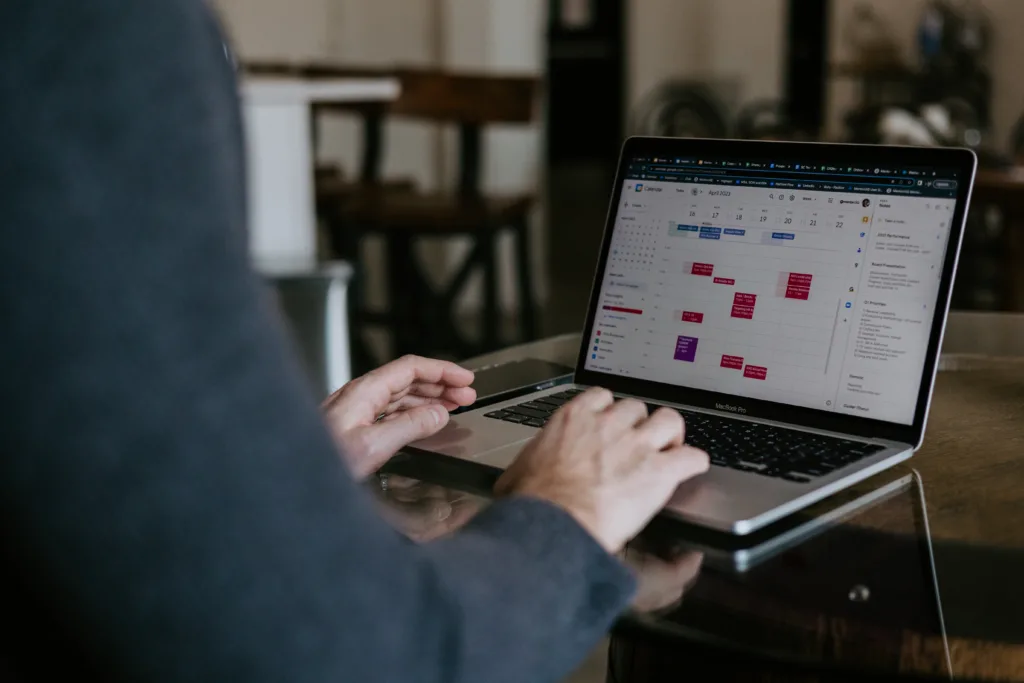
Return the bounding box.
[484,389,886,483]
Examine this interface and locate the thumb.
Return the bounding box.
[363,405,450,466]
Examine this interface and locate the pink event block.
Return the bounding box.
[681,311,704,323]
[788,272,813,287]
[691,262,714,276]
[733,292,757,307]
[730,304,755,319]
[720,355,744,370]
[743,365,768,380]
[785,285,810,300]
[713,277,735,285]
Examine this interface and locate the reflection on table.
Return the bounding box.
[383,311,1024,682]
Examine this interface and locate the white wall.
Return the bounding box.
[628,0,787,125]
[215,0,335,60]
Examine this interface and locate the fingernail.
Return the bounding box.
[430,405,446,426]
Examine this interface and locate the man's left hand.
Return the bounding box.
[323,355,476,479]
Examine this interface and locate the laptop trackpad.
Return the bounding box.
[410,414,535,461]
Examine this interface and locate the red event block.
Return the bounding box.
[720,355,744,370]
[681,311,704,323]
[733,292,758,307]
[602,305,643,315]
[743,365,768,380]
[785,285,810,300]
[788,272,813,287]
[691,262,714,276]
[731,304,755,319]
[713,277,735,285]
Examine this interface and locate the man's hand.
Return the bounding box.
[495,387,709,554]
[323,355,476,479]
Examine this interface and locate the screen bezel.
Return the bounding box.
[573,137,977,445]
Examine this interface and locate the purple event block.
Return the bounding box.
[674,335,699,362]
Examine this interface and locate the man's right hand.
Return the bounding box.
[495,387,710,554]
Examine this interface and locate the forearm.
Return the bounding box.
[0,2,632,681]
[425,498,635,683]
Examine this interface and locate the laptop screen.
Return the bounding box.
[583,154,963,426]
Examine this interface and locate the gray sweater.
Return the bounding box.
[0,1,633,681]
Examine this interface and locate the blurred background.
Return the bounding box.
[222,0,1024,379]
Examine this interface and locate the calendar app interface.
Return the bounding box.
[586,157,962,426]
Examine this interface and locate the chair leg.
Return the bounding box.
[479,226,500,352]
[386,234,417,358]
[513,215,538,342]
[347,263,381,375]
[406,243,453,358]
[435,241,486,358]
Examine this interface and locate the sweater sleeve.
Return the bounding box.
[0,2,634,683]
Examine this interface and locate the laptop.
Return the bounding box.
[637,469,916,572]
[406,138,976,535]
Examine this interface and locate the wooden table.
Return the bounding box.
[379,311,1024,682]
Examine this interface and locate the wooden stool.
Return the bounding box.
[320,68,541,364]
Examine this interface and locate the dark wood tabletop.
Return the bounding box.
[379,312,1024,681]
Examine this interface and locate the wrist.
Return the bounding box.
[504,485,618,554]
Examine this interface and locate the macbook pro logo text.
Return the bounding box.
[715,402,748,414]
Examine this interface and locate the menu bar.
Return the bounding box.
[626,158,959,198]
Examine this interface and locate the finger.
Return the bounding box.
[662,445,711,484]
[634,407,685,450]
[437,385,476,406]
[362,404,451,464]
[568,386,615,412]
[384,394,460,415]
[367,356,475,395]
[391,383,478,405]
[411,384,475,405]
[600,397,649,432]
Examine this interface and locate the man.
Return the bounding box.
[0,2,708,682]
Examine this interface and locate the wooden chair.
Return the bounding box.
[319,68,542,363]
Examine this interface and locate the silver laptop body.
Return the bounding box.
[408,139,976,535]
